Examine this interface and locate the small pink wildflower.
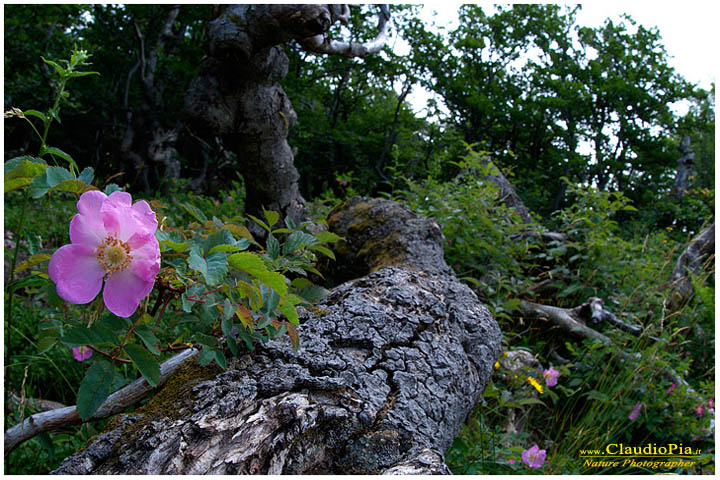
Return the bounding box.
[665,383,676,394]
[696,405,705,417]
[709,398,714,409]
[629,402,643,421]
[72,346,93,362]
[225,195,233,202]
[543,367,560,387]
[49,191,160,318]
[521,445,546,469]
[215,199,220,205]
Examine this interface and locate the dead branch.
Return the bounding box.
[4,348,197,455]
[298,5,390,58]
[661,222,715,308]
[7,391,67,413]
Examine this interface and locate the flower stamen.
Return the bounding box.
[96,236,132,275]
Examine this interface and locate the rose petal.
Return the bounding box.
[130,200,158,235]
[49,244,104,304]
[128,232,161,282]
[105,191,132,208]
[103,269,154,317]
[76,190,107,216]
[69,211,106,247]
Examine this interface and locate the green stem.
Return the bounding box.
[6,189,31,348]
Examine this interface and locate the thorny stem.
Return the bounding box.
[88,345,131,364]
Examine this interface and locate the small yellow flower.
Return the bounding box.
[494,361,500,369]
[527,376,544,394]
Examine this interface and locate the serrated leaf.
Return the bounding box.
[228,252,287,295]
[124,343,161,387]
[309,244,335,260]
[203,229,236,255]
[263,209,280,227]
[267,233,280,260]
[213,349,227,370]
[293,282,329,304]
[222,298,236,322]
[235,304,255,328]
[49,178,86,194]
[314,231,342,243]
[78,167,94,185]
[77,361,115,420]
[14,253,51,274]
[247,214,270,232]
[188,247,228,286]
[5,155,47,179]
[226,335,238,356]
[181,202,208,223]
[222,223,253,240]
[282,231,317,255]
[197,346,215,365]
[263,287,280,315]
[28,166,74,198]
[134,325,161,355]
[104,183,122,195]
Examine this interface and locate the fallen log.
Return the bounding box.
[50,197,501,474]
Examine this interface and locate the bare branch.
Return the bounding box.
[299,4,391,58]
[661,222,715,308]
[4,348,197,455]
[7,391,67,413]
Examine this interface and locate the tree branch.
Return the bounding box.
[661,221,714,308]
[4,348,197,455]
[299,4,390,58]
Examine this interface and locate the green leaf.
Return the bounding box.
[49,179,87,194]
[278,294,302,325]
[263,287,280,315]
[78,167,94,185]
[285,322,300,352]
[309,244,335,260]
[124,343,161,387]
[13,253,51,274]
[282,231,317,255]
[28,166,74,198]
[181,202,208,223]
[226,335,238,357]
[40,146,78,171]
[263,209,280,227]
[197,346,215,365]
[266,233,280,260]
[188,247,228,286]
[247,214,270,232]
[517,397,547,407]
[134,325,161,355]
[77,361,115,420]
[228,252,287,295]
[292,281,329,304]
[104,183,122,195]
[213,349,227,370]
[203,229,236,254]
[37,336,58,354]
[314,231,342,243]
[4,156,47,193]
[22,109,47,123]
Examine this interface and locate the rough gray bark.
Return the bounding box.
[670,135,695,199]
[185,5,390,232]
[51,197,501,474]
[662,221,715,308]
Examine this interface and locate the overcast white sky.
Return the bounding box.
[406,2,717,113]
[415,2,717,89]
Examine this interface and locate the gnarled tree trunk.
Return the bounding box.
[51,197,501,474]
[185,4,389,232]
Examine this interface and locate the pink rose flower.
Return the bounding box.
[629,402,643,421]
[49,191,160,317]
[72,345,93,362]
[665,383,676,394]
[543,367,560,387]
[521,445,546,468]
[709,398,714,409]
[225,195,233,202]
[696,405,705,417]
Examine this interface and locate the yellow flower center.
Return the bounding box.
[96,237,132,275]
